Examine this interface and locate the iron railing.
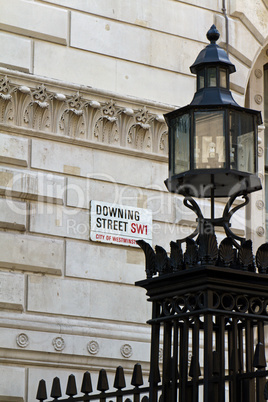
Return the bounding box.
[36,363,151,402]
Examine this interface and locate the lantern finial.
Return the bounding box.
[206,25,220,44]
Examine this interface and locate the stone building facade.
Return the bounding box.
[0,0,267,400]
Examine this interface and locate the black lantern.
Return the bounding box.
[165,25,262,199]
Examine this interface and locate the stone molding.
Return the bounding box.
[0,321,151,369]
[0,72,169,159]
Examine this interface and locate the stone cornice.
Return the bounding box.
[0,68,172,161]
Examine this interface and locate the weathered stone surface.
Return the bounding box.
[89,281,150,323]
[0,198,26,231]
[0,366,25,401]
[33,41,195,105]
[70,11,205,73]
[31,139,167,190]
[0,133,28,166]
[0,232,63,274]
[0,0,68,44]
[0,32,32,72]
[28,275,150,323]
[229,54,251,94]
[0,167,65,204]
[66,176,174,222]
[42,0,220,36]
[230,0,268,43]
[0,272,24,310]
[29,204,90,240]
[27,276,91,317]
[216,14,260,65]
[66,241,144,284]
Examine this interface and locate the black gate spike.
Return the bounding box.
[97,368,109,392]
[36,379,47,401]
[256,242,268,273]
[155,245,170,275]
[212,351,220,376]
[253,342,266,369]
[131,363,143,387]
[170,241,183,272]
[197,233,218,265]
[219,237,235,267]
[50,377,62,399]
[229,347,242,372]
[238,239,254,271]
[136,240,156,278]
[66,374,77,397]
[189,355,201,378]
[264,381,268,399]
[184,238,198,268]
[81,371,93,394]
[149,365,161,384]
[114,366,126,390]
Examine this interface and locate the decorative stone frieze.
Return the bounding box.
[0,74,168,157]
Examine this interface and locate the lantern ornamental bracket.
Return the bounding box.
[180,191,249,248]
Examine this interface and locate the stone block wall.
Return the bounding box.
[0,0,267,400]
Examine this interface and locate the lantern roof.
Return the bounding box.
[190,25,235,74]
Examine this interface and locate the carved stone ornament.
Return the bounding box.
[87,340,100,355]
[159,131,168,152]
[0,75,10,94]
[0,74,168,156]
[254,69,263,79]
[258,146,264,157]
[16,333,29,348]
[52,336,65,351]
[256,226,265,237]
[120,344,133,358]
[254,94,263,105]
[256,200,264,210]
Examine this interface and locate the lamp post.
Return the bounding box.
[136,25,268,402]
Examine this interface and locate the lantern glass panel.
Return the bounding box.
[220,68,227,88]
[171,113,190,175]
[194,110,225,169]
[198,69,205,90]
[207,67,217,87]
[229,111,255,173]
